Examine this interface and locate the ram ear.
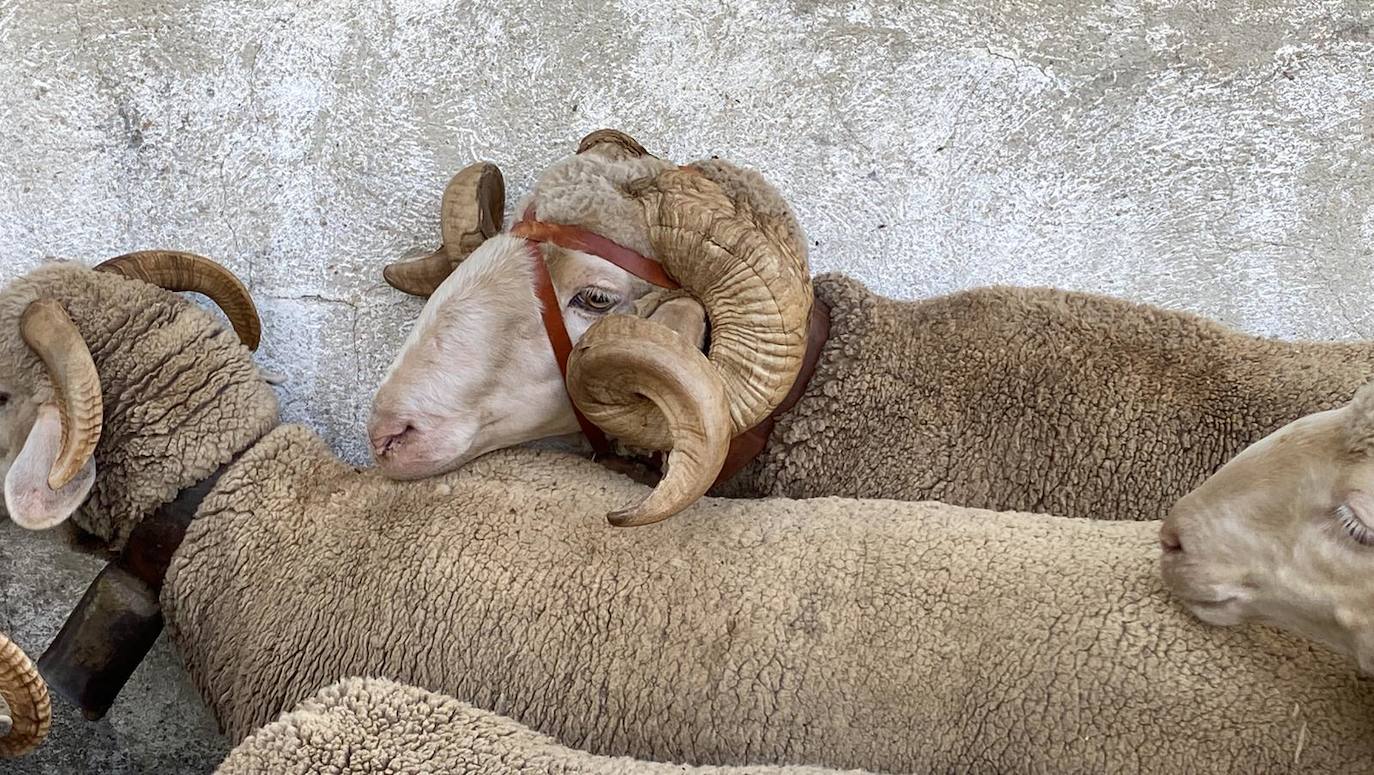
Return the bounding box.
[4,404,95,530]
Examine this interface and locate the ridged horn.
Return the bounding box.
[634,166,811,435]
[95,251,261,350]
[566,316,732,526]
[384,162,505,297]
[577,129,650,159]
[565,162,812,522]
[0,634,51,758]
[20,301,103,491]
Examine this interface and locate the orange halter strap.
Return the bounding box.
[512,207,679,457]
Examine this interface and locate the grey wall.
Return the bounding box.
[2,1,1372,772]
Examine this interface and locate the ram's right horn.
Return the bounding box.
[0,634,51,758]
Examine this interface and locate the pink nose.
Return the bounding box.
[1159,522,1183,553]
[369,418,418,460]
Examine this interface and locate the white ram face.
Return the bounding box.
[1160,383,1374,674]
[367,235,649,480]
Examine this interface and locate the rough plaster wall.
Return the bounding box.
[1,0,1372,773]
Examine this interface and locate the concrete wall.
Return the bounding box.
[2,0,1372,772]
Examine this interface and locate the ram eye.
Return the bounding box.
[1336,503,1374,547]
[570,287,619,314]
[0,392,9,408]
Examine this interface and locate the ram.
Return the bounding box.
[1162,380,1374,675]
[216,678,859,775]
[371,129,1374,524]
[3,258,1370,773]
[0,253,279,724]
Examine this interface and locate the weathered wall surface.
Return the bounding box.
[2,0,1372,772]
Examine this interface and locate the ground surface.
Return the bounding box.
[1,0,1372,772]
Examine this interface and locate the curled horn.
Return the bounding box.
[567,317,732,526]
[20,301,103,490]
[577,129,650,160]
[384,162,505,297]
[0,634,52,758]
[96,251,261,350]
[566,149,813,526]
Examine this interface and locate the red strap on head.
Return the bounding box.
[528,241,613,457]
[512,207,679,290]
[518,204,681,458]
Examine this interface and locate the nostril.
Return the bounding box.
[371,423,418,459]
[1160,522,1183,553]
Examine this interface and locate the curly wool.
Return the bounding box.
[518,151,676,257]
[516,143,806,288]
[165,426,1374,774]
[0,263,278,550]
[215,677,859,775]
[714,274,1374,521]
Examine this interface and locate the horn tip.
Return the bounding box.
[45,468,79,492]
[240,325,262,352]
[382,264,435,298]
[606,504,668,528]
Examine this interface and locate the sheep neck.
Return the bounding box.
[37,427,270,722]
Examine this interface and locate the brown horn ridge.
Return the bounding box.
[96,251,261,350]
[0,634,51,758]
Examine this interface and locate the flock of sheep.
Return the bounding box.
[0,129,1371,773]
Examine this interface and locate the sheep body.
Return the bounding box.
[0,264,277,549]
[165,425,1374,774]
[715,274,1374,520]
[215,677,860,774]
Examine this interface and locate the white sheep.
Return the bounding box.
[165,428,1374,773]
[370,129,1374,525]
[216,677,862,774]
[1161,380,1374,675]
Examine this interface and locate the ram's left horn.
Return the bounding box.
[384,162,505,297]
[20,300,103,490]
[96,251,262,351]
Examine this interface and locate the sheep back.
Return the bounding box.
[716,273,1374,521]
[0,263,278,550]
[214,677,861,774]
[165,425,1374,773]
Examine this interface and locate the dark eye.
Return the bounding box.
[570,287,620,314]
[1336,504,1374,546]
[0,392,8,408]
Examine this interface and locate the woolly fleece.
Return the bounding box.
[165,426,1374,773]
[714,273,1374,521]
[0,264,278,550]
[214,677,860,775]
